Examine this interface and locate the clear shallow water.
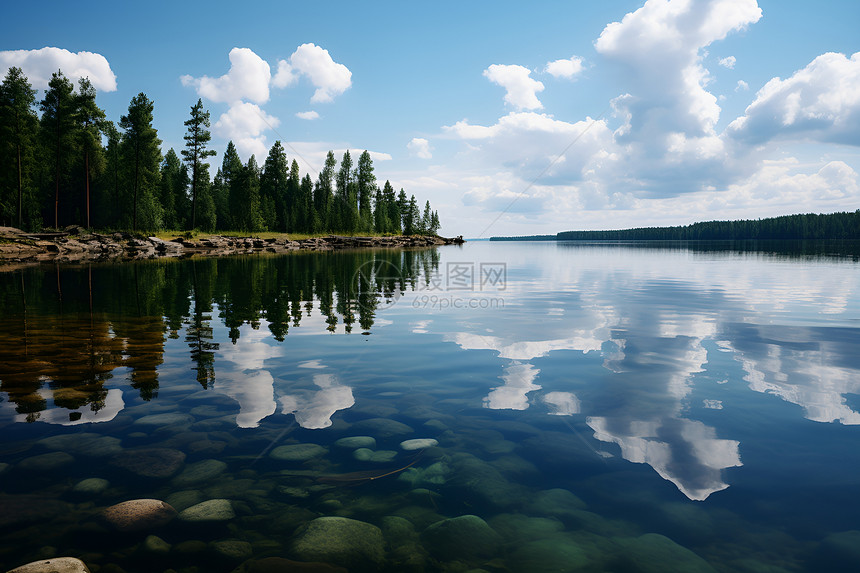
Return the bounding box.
[1,242,859,572]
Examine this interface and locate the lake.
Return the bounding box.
[1,241,859,572]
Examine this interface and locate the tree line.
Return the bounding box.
[0,67,442,235]
[490,211,860,241]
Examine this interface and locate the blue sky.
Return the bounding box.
[3,0,859,236]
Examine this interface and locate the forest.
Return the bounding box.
[0,67,441,235]
[491,211,860,241]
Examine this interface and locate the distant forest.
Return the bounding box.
[491,211,860,241]
[0,67,441,235]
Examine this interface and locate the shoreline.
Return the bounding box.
[0,226,465,268]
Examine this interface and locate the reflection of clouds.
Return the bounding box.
[452,332,603,360]
[214,325,280,428]
[298,360,326,369]
[484,362,541,410]
[16,388,124,425]
[543,391,580,415]
[588,416,741,501]
[279,374,355,429]
[411,320,432,334]
[729,325,860,424]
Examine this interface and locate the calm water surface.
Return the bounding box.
[1,242,859,572]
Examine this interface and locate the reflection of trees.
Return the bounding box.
[0,248,441,419]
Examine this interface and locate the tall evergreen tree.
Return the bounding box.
[0,67,38,229]
[99,120,121,227]
[260,141,288,231]
[119,93,162,231]
[181,99,216,230]
[39,71,77,228]
[420,200,433,235]
[75,77,106,228]
[404,194,420,235]
[231,155,263,231]
[287,159,301,230]
[335,150,355,232]
[160,149,189,229]
[397,188,409,232]
[314,151,336,231]
[382,180,399,233]
[299,173,314,232]
[373,186,388,233]
[356,150,376,232]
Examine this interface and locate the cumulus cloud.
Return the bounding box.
[735,79,749,91]
[483,64,545,110]
[727,51,860,145]
[407,137,432,159]
[214,102,280,159]
[546,56,584,79]
[275,43,352,103]
[181,47,271,104]
[718,55,736,69]
[595,0,761,139]
[296,110,320,120]
[0,47,117,92]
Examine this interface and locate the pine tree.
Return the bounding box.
[382,180,399,233]
[430,210,440,235]
[119,92,162,231]
[404,194,420,235]
[287,159,301,230]
[421,200,433,235]
[40,71,77,228]
[260,141,288,231]
[299,173,314,232]
[75,77,106,228]
[356,150,375,232]
[181,99,216,230]
[0,67,38,229]
[99,120,121,227]
[335,150,355,232]
[373,186,388,233]
[232,155,263,231]
[397,189,409,233]
[314,151,336,232]
[160,149,189,229]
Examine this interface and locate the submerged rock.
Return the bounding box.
[334,436,377,449]
[177,499,235,522]
[352,448,397,463]
[400,438,438,450]
[143,535,171,554]
[352,417,414,438]
[291,516,386,569]
[614,533,717,573]
[37,433,122,458]
[17,452,74,472]
[210,539,253,561]
[506,538,590,572]
[132,412,193,427]
[526,488,587,520]
[270,444,328,461]
[421,514,502,561]
[72,478,110,495]
[172,459,227,486]
[7,557,91,573]
[112,448,186,479]
[228,557,348,573]
[102,499,177,532]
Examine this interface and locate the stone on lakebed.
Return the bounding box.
[102,499,177,532]
[6,557,91,573]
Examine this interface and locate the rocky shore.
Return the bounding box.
[0,226,464,266]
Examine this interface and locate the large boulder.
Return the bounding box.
[291,517,386,569]
[102,499,177,532]
[421,515,502,561]
[177,499,235,522]
[6,557,90,573]
[111,448,186,479]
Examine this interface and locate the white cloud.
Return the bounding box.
[0,47,117,92]
[735,79,749,91]
[408,137,432,159]
[718,55,736,69]
[728,51,860,145]
[181,47,271,104]
[213,102,280,160]
[296,110,320,120]
[545,56,584,79]
[483,64,545,110]
[275,43,352,103]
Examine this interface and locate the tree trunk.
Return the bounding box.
[85,149,90,228]
[191,154,198,230]
[16,142,22,229]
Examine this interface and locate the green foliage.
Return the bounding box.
[119,92,162,231]
[181,99,216,229]
[0,66,39,229]
[555,211,860,241]
[2,68,444,235]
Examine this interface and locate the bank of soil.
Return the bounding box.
[0,226,465,268]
